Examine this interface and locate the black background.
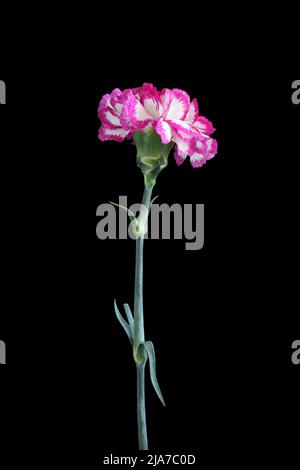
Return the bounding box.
[0,73,299,467]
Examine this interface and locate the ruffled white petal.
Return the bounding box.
[98,125,130,142]
[143,98,162,119]
[154,119,172,144]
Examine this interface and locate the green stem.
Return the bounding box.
[137,362,148,450]
[134,185,153,450]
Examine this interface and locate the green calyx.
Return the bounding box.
[134,129,174,188]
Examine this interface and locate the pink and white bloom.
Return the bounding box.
[98,83,218,168]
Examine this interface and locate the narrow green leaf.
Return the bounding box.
[142,341,166,407]
[123,304,134,337]
[109,201,137,225]
[151,195,159,206]
[114,300,133,345]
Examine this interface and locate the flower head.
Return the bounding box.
[98,83,218,169]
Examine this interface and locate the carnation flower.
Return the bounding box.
[98,83,218,169]
[97,82,219,450]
